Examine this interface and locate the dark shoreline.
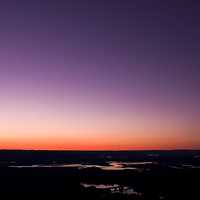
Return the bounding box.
[0,150,200,199]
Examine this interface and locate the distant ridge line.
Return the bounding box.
[0,149,200,152]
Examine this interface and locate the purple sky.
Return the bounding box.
[0,0,199,149]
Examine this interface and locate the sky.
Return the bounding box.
[0,0,199,150]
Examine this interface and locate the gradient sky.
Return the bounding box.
[0,0,199,150]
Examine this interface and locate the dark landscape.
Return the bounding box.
[0,150,200,199]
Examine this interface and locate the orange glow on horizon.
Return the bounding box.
[1,133,199,150]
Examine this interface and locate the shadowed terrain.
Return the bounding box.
[0,150,200,199]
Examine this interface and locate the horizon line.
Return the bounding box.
[0,148,199,152]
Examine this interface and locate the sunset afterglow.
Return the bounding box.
[0,1,199,150]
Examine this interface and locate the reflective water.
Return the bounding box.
[182,164,200,169]
[9,161,155,170]
[81,183,142,195]
[169,164,200,169]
